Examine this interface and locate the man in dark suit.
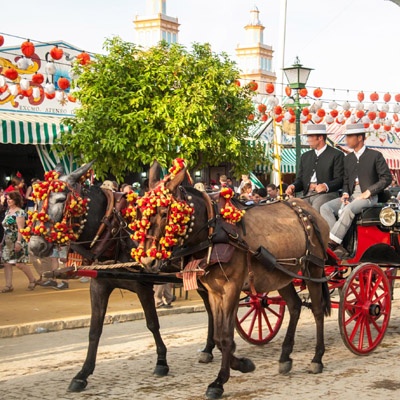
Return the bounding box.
[320,123,392,257]
[285,124,344,212]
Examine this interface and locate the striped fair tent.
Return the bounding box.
[0,112,77,173]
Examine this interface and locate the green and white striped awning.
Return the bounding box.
[0,112,77,173]
[0,112,71,144]
[255,147,308,174]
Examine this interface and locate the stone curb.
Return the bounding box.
[0,304,206,339]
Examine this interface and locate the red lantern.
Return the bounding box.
[395,94,400,102]
[373,123,381,130]
[57,77,70,90]
[0,84,8,93]
[68,94,77,103]
[4,67,18,81]
[356,110,365,119]
[0,35,4,46]
[285,85,292,97]
[330,110,338,118]
[289,116,296,124]
[288,107,295,116]
[45,92,56,100]
[265,82,275,94]
[248,80,258,91]
[21,87,33,98]
[32,73,44,85]
[76,51,91,66]
[383,92,391,103]
[21,40,35,57]
[258,103,267,113]
[317,109,326,118]
[384,125,391,132]
[261,114,268,122]
[357,91,365,102]
[378,111,387,119]
[234,80,241,87]
[344,110,352,118]
[50,46,64,60]
[394,113,399,122]
[367,111,377,121]
[370,92,379,102]
[274,105,282,115]
[313,87,323,98]
[299,88,308,97]
[248,113,255,121]
[302,108,310,116]
[275,115,284,123]
[363,122,370,129]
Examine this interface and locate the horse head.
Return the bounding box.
[133,159,204,272]
[28,161,95,258]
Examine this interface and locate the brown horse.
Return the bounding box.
[140,163,331,399]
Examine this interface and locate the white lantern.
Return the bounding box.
[46,62,56,75]
[285,98,294,105]
[393,104,400,113]
[325,114,334,124]
[9,84,19,96]
[55,90,64,101]
[0,76,6,87]
[381,103,390,113]
[32,87,41,99]
[368,103,378,112]
[44,82,55,94]
[17,57,30,70]
[342,101,351,110]
[355,102,364,111]
[350,115,356,124]
[362,116,370,124]
[284,111,291,121]
[314,100,323,110]
[328,101,338,110]
[20,78,30,91]
[312,114,322,123]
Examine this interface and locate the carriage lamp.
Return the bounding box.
[379,206,397,227]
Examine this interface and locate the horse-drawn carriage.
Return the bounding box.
[236,201,399,355]
[26,160,400,399]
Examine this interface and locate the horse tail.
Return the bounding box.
[322,279,331,317]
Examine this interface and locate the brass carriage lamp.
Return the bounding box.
[283,57,313,173]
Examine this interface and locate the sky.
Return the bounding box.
[1,0,400,101]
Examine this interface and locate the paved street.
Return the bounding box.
[1,288,400,400]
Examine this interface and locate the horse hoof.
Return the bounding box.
[206,384,224,399]
[309,362,323,374]
[278,360,293,375]
[67,379,88,392]
[153,364,169,376]
[198,351,214,364]
[238,357,256,373]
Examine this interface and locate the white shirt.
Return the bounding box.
[310,144,327,183]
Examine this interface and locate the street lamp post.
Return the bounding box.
[283,57,313,173]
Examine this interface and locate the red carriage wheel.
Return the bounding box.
[339,263,392,355]
[235,292,285,345]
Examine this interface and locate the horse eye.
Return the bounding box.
[161,211,168,219]
[55,197,66,204]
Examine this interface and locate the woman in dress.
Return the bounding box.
[0,191,39,292]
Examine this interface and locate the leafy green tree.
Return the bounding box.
[61,37,265,179]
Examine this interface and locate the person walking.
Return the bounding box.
[285,124,344,212]
[320,124,392,257]
[0,191,39,292]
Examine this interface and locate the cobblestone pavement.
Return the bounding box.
[1,289,400,400]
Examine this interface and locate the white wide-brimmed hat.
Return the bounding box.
[343,123,366,135]
[100,180,114,191]
[302,124,327,135]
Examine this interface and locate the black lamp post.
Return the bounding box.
[283,57,313,173]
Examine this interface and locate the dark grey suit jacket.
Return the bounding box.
[343,148,392,196]
[292,145,344,195]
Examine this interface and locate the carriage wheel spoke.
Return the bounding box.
[261,308,273,334]
[238,306,255,324]
[349,312,363,342]
[247,308,257,337]
[369,276,383,299]
[264,305,282,319]
[257,309,263,340]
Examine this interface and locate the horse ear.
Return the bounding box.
[54,163,65,176]
[149,160,161,190]
[65,160,95,184]
[165,167,187,195]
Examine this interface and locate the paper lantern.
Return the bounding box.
[302,108,310,116]
[367,111,377,121]
[32,87,41,99]
[17,57,31,70]
[344,110,352,118]
[4,67,18,81]
[393,113,399,122]
[383,93,391,103]
[55,91,64,101]
[393,104,400,113]
[234,80,240,87]
[45,92,56,99]
[57,77,70,90]
[267,96,279,106]
[44,82,55,94]
[373,123,381,130]
[370,92,379,102]
[247,113,255,121]
[285,85,292,97]
[8,84,19,96]
[20,78,30,91]
[248,80,258,91]
[355,102,364,111]
[275,114,284,123]
[325,115,334,124]
[76,51,91,65]
[0,35,4,46]
[313,87,323,98]
[265,82,275,94]
[21,87,33,97]
[21,40,35,57]
[317,108,326,118]
[289,115,296,124]
[50,46,64,60]
[0,84,8,94]
[288,107,295,115]
[299,88,308,97]
[356,110,365,119]
[363,122,370,129]
[0,75,6,87]
[381,103,390,112]
[32,73,44,85]
[284,111,291,120]
[67,93,77,103]
[45,62,56,75]
[395,94,400,102]
[274,105,282,115]
[330,109,338,118]
[379,111,387,119]
[357,91,364,102]
[368,103,378,112]
[342,101,351,110]
[261,114,268,122]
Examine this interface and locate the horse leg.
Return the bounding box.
[197,286,215,363]
[136,282,169,376]
[277,283,302,375]
[205,283,254,399]
[306,280,330,374]
[68,279,113,392]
